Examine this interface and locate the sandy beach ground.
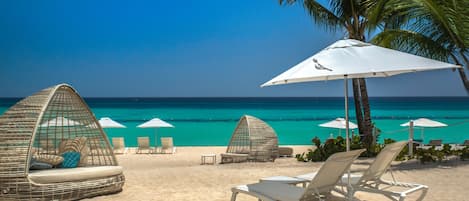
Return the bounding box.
[86,146,469,201]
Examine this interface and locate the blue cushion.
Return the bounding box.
[30,158,53,170]
[60,151,81,168]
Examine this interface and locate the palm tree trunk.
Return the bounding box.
[359,78,374,152]
[352,78,365,134]
[457,68,469,93]
[458,52,469,93]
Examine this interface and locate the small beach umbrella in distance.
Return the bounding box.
[137,118,174,148]
[400,118,448,142]
[261,39,460,152]
[40,116,82,127]
[98,117,126,128]
[319,118,358,137]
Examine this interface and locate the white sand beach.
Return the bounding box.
[85,146,469,201]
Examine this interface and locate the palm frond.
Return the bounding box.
[371,29,451,62]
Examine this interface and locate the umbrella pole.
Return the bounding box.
[155,128,158,154]
[344,75,350,151]
[409,121,414,156]
[344,75,353,200]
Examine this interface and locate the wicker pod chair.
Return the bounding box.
[222,115,279,163]
[0,84,125,201]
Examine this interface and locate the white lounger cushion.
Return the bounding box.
[234,182,305,201]
[28,166,123,183]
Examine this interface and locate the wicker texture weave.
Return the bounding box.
[226,115,279,162]
[0,84,125,200]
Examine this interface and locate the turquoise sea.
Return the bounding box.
[1,97,468,147]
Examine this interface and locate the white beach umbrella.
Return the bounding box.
[400,118,448,127]
[137,118,174,147]
[262,39,460,152]
[98,117,126,128]
[320,118,358,137]
[320,118,358,129]
[400,118,447,142]
[40,116,82,127]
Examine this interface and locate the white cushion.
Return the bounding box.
[28,166,123,183]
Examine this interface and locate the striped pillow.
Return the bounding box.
[59,137,89,166]
[33,154,64,166]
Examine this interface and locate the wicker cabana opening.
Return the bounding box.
[226,115,279,162]
[0,84,124,200]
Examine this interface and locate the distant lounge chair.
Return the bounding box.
[160,137,176,154]
[278,147,294,157]
[462,140,469,146]
[454,140,469,150]
[221,153,249,163]
[262,141,428,201]
[230,149,365,201]
[112,137,127,154]
[428,139,442,146]
[137,137,151,154]
[420,139,443,150]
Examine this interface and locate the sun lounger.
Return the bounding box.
[230,149,365,201]
[221,153,249,163]
[160,137,176,154]
[262,141,427,201]
[453,140,469,150]
[112,137,127,154]
[428,139,442,146]
[136,137,152,154]
[420,139,443,150]
[278,147,294,157]
[335,141,428,201]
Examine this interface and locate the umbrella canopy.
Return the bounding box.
[261,39,460,152]
[40,116,82,127]
[400,118,447,147]
[400,118,448,127]
[137,118,174,128]
[319,118,358,129]
[261,39,460,86]
[98,117,126,128]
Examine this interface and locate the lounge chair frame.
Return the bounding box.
[160,137,176,154]
[137,137,152,154]
[0,84,124,201]
[261,141,427,201]
[112,137,127,154]
[336,142,428,201]
[231,149,365,201]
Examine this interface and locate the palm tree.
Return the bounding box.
[278,0,386,150]
[369,0,469,92]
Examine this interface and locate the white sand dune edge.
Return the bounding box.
[84,146,469,201]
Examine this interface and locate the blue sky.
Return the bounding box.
[0,0,466,97]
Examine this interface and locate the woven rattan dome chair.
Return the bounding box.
[223,115,279,163]
[0,84,125,200]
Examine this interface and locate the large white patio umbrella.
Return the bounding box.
[400,118,447,142]
[319,118,358,137]
[262,39,460,152]
[98,117,126,128]
[137,118,174,147]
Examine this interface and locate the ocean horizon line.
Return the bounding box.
[1,96,468,99]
